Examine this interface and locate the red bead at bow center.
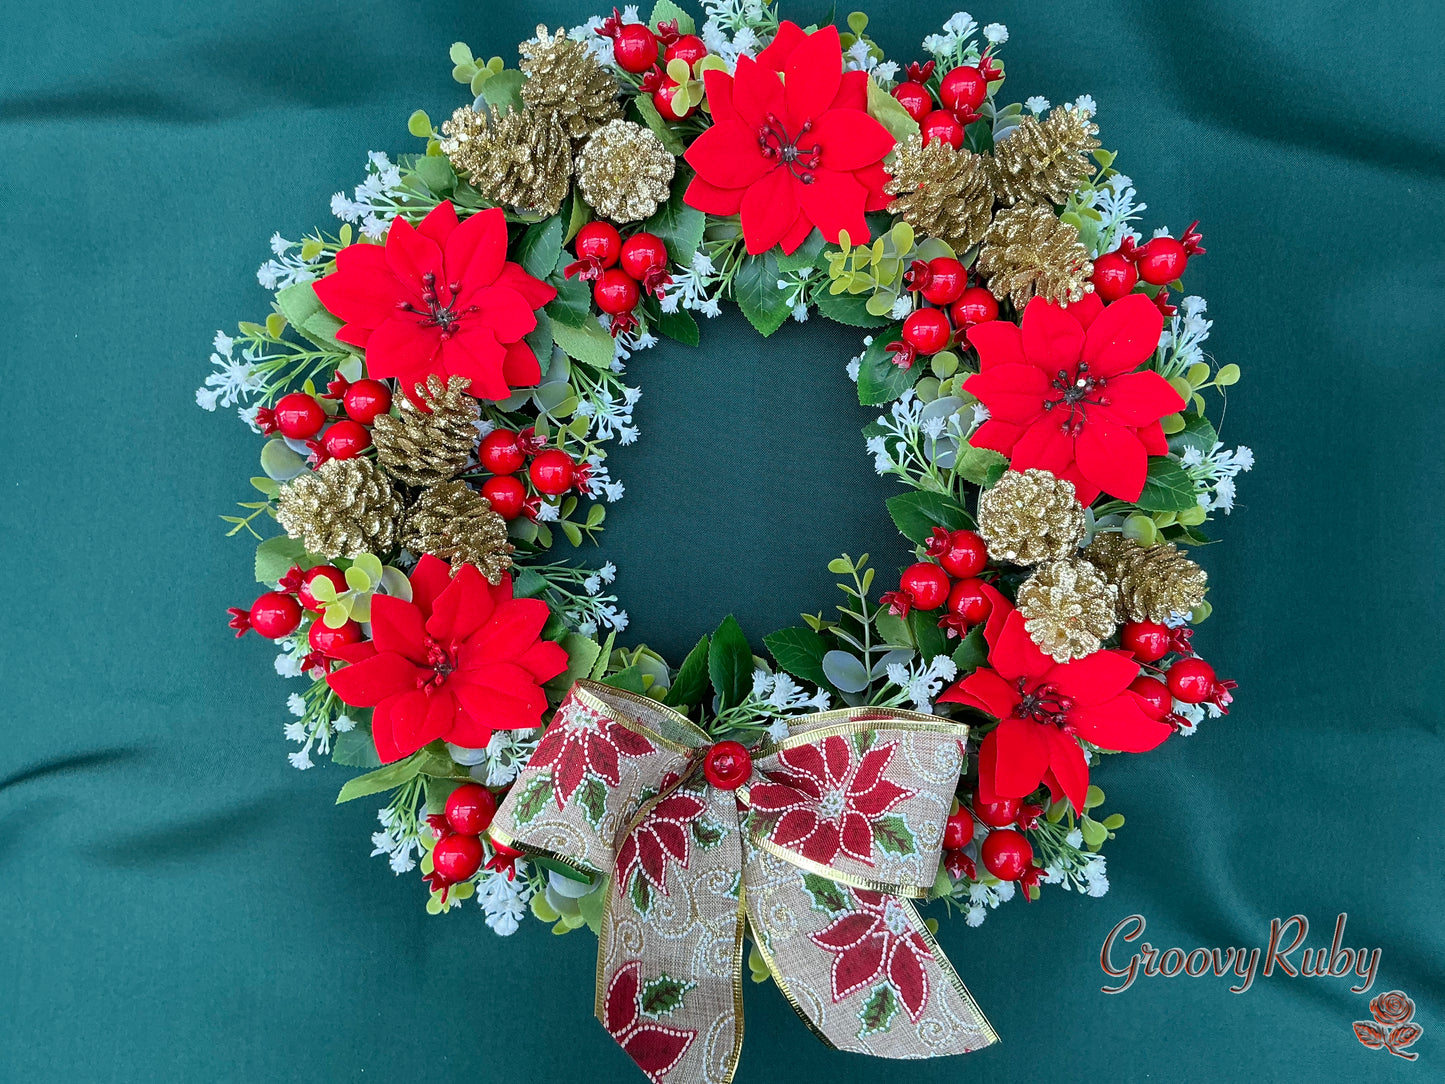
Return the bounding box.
[703,741,752,790]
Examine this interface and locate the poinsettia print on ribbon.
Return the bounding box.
[603,961,699,1084]
[810,888,933,1027]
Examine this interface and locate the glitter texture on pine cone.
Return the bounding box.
[977,201,1094,309]
[1016,557,1118,662]
[977,469,1086,565]
[575,119,676,223]
[275,458,405,560]
[373,375,481,487]
[1084,533,1209,623]
[883,136,996,253]
[518,25,622,142]
[988,106,1101,207]
[403,481,514,583]
[439,105,573,217]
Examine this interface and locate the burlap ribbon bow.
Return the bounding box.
[492,681,997,1083]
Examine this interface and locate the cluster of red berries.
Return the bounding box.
[1120,619,1235,718]
[565,221,671,337]
[942,797,1046,895]
[887,256,999,368]
[422,783,504,900]
[598,10,710,121]
[1092,221,1205,317]
[227,563,363,663]
[881,528,994,639]
[476,426,590,521]
[255,373,393,465]
[890,58,1001,150]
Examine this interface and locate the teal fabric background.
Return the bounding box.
[2,1,1442,1080]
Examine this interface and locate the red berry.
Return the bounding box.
[479,429,526,475]
[1129,675,1173,717]
[939,65,987,113]
[529,449,576,495]
[341,379,391,425]
[1137,236,1189,285]
[653,81,692,121]
[1121,620,1172,662]
[308,617,362,656]
[273,392,326,440]
[920,109,964,148]
[949,286,999,329]
[1167,657,1217,704]
[321,419,371,460]
[1092,251,1139,302]
[445,783,498,836]
[593,268,641,316]
[298,566,347,612]
[946,578,993,625]
[928,528,988,578]
[902,308,952,355]
[248,592,302,638]
[943,807,975,850]
[892,81,934,122]
[620,232,669,281]
[575,221,623,268]
[981,828,1033,881]
[972,796,1020,827]
[921,257,966,305]
[663,34,708,68]
[611,23,659,73]
[432,834,484,883]
[481,475,526,520]
[703,741,752,790]
[899,562,951,611]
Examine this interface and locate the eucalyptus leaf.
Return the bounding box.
[260,439,307,482]
[821,650,869,693]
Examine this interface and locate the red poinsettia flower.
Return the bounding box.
[963,293,1183,503]
[809,888,933,1021]
[938,602,1171,811]
[683,22,895,255]
[326,555,568,763]
[314,202,556,401]
[616,783,709,895]
[750,735,914,866]
[604,961,697,1084]
[529,699,656,808]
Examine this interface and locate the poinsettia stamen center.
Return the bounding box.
[756,113,824,184]
[417,637,456,691]
[1012,679,1075,729]
[389,271,478,339]
[1042,362,1111,437]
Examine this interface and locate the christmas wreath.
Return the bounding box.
[202,2,1252,1077]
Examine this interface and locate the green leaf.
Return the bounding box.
[664,635,711,709]
[1102,813,1126,830]
[885,491,972,544]
[708,615,752,710]
[954,443,1009,486]
[865,75,920,143]
[551,317,616,369]
[448,42,473,66]
[578,875,610,932]
[331,727,382,768]
[800,872,849,914]
[963,117,994,154]
[511,772,554,825]
[577,774,608,829]
[640,973,694,1018]
[301,310,355,354]
[1167,412,1218,458]
[907,609,948,662]
[335,753,426,804]
[733,251,791,337]
[813,289,895,328]
[545,632,603,694]
[254,534,307,584]
[1136,457,1199,513]
[763,627,832,689]
[657,305,699,346]
[273,281,324,335]
[1081,816,1107,848]
[632,93,686,155]
[856,323,920,405]
[480,69,525,114]
[516,215,564,280]
[647,0,695,35]
[546,275,593,327]
[950,624,988,673]
[410,154,456,197]
[600,665,646,693]
[407,109,432,138]
[642,170,706,264]
[776,230,826,273]
[857,983,900,1037]
[1084,784,1105,810]
[872,814,916,856]
[590,630,617,679]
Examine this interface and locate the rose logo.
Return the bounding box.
[1353,989,1422,1061]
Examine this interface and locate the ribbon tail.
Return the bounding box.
[743,840,998,1057]
[596,778,748,1084]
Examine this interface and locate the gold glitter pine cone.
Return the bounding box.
[276,458,405,561]
[575,119,676,223]
[988,105,1101,207]
[518,25,622,142]
[883,135,995,251]
[977,468,1087,565]
[1084,533,1209,623]
[372,375,480,488]
[439,104,573,217]
[402,481,514,584]
[977,202,1094,309]
[1016,557,1119,663]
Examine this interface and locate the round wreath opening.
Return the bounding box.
[203,3,1252,1077]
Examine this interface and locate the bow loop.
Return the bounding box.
[492,681,996,1084]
